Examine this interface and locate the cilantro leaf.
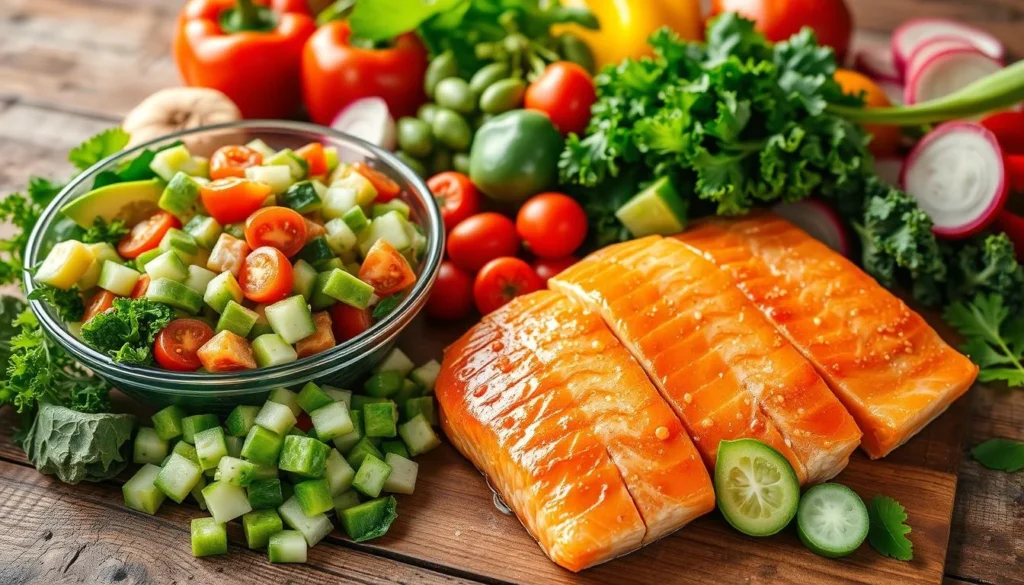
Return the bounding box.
[943,294,1024,386]
[972,438,1024,472]
[27,285,85,322]
[80,298,175,365]
[68,128,130,171]
[867,496,913,561]
[81,218,129,246]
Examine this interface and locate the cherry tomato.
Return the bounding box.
[532,256,578,284]
[709,0,853,61]
[447,212,519,273]
[304,218,327,243]
[154,318,215,372]
[130,274,151,299]
[426,260,475,320]
[244,207,308,258]
[428,171,480,231]
[295,412,314,432]
[83,290,118,323]
[524,62,597,136]
[200,178,272,225]
[209,145,263,180]
[473,257,543,315]
[515,193,588,258]
[330,303,372,342]
[358,240,417,296]
[353,162,402,202]
[296,142,329,177]
[117,211,181,259]
[240,246,294,304]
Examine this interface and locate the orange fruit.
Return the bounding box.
[833,68,902,157]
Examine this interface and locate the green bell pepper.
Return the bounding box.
[469,110,563,204]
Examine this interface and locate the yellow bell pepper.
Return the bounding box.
[554,0,704,69]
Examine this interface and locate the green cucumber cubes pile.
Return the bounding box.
[122,348,442,563]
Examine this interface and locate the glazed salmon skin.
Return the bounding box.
[436,291,715,572]
[550,236,862,484]
[675,215,978,458]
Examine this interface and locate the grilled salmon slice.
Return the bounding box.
[550,236,862,483]
[675,215,979,458]
[436,291,715,571]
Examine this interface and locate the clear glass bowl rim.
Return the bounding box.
[23,120,445,397]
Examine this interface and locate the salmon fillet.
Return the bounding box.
[550,236,862,483]
[436,291,715,572]
[675,215,979,458]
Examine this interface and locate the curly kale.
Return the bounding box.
[945,233,1024,310]
[80,298,175,366]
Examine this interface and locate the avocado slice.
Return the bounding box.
[615,177,689,237]
[60,179,164,229]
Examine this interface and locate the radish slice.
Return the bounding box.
[878,80,904,106]
[854,44,901,83]
[904,48,1003,105]
[772,199,850,256]
[900,122,1008,238]
[330,97,396,151]
[892,18,1006,75]
[905,35,981,80]
[874,156,904,187]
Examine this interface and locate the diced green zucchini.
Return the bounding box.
[291,260,318,300]
[134,248,162,272]
[352,454,392,498]
[403,397,437,426]
[297,382,333,414]
[146,277,203,313]
[182,414,220,444]
[371,199,410,219]
[332,410,364,454]
[150,145,200,182]
[294,478,334,516]
[310,401,354,441]
[88,242,123,266]
[194,426,229,471]
[277,497,333,547]
[281,181,324,213]
[215,456,258,486]
[155,452,203,503]
[339,496,397,543]
[268,530,307,563]
[279,435,330,479]
[324,386,352,407]
[202,480,253,523]
[342,206,370,234]
[183,214,223,249]
[323,218,357,255]
[134,427,170,465]
[173,440,200,465]
[216,300,259,337]
[184,265,217,295]
[243,509,284,549]
[392,379,421,407]
[359,211,412,256]
[615,176,688,237]
[399,414,441,456]
[332,490,361,514]
[248,478,285,509]
[320,268,373,309]
[160,171,203,217]
[246,164,294,194]
[254,400,298,435]
[364,402,397,438]
[225,434,243,458]
[382,453,418,494]
[123,464,166,515]
[191,517,228,557]
[265,295,316,344]
[265,149,307,181]
[381,440,410,459]
[98,260,141,296]
[252,333,299,367]
[204,271,243,313]
[225,405,260,437]
[351,395,389,412]
[374,348,415,376]
[324,448,356,496]
[409,360,441,393]
[310,271,339,311]
[268,387,302,416]
[151,405,187,441]
[364,371,404,398]
[251,462,279,480]
[346,437,385,469]
[144,250,188,282]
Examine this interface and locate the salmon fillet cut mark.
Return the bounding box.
[675,214,978,458]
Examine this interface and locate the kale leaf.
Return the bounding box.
[80,298,175,365]
[81,218,129,246]
[23,403,135,484]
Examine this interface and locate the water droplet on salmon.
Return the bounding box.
[655,426,669,440]
[495,357,512,373]
[491,341,504,352]
[473,385,488,398]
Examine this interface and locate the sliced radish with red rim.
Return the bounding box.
[772,199,850,256]
[904,48,1003,105]
[905,35,985,80]
[892,18,1005,75]
[853,44,901,83]
[331,97,396,151]
[901,122,1008,239]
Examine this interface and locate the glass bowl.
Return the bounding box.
[24,120,444,412]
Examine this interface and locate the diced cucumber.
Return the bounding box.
[98,260,141,296]
[615,176,688,237]
[265,295,316,344]
[343,206,371,234]
[279,435,330,479]
[254,400,298,435]
[194,426,229,471]
[371,199,410,219]
[364,371,404,398]
[155,452,203,503]
[150,145,200,182]
[399,414,441,456]
[225,435,243,458]
[358,211,412,256]
[277,497,333,547]
[192,473,208,510]
[191,517,228,557]
[404,221,427,262]
[265,149,308,181]
[134,427,170,465]
[364,402,397,438]
[243,509,284,549]
[332,490,361,514]
[320,268,373,309]
[224,222,246,239]
[392,379,421,407]
[297,237,334,267]
[151,405,187,440]
[281,181,324,214]
[202,480,253,523]
[35,241,96,290]
[184,265,217,295]
[374,348,415,376]
[204,271,243,314]
[216,300,259,337]
[346,437,385,469]
[324,448,356,496]
[268,530,307,563]
[248,478,285,509]
[294,478,334,516]
[184,215,223,250]
[332,411,364,454]
[323,218,357,255]
[246,165,294,195]
[193,156,210,179]
[146,277,203,314]
[249,304,274,338]
[352,454,392,498]
[310,401,354,441]
[173,440,200,465]
[159,229,199,264]
[409,360,440,393]
[332,168,377,205]
[310,271,339,311]
[339,496,397,543]
[225,405,260,437]
[252,462,279,480]
[324,147,339,172]
[268,387,302,416]
[324,386,353,407]
[182,414,220,444]
[123,464,166,515]
[215,456,258,486]
[88,242,122,266]
[297,382,334,414]
[160,172,203,218]
[351,395,388,412]
[134,248,162,272]
[381,440,410,459]
[403,397,437,426]
[76,257,101,291]
[291,260,318,300]
[382,453,418,495]
[246,138,276,158]
[252,333,299,367]
[322,183,359,220]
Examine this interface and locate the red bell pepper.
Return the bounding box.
[174,0,316,119]
[982,111,1024,194]
[301,20,428,125]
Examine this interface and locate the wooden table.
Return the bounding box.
[1,0,1023,583]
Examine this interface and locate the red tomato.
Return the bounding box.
[330,303,372,342]
[303,217,327,243]
[154,318,215,372]
[295,412,314,432]
[532,256,578,284]
[209,145,263,180]
[117,211,181,259]
[240,246,294,304]
[473,257,543,315]
[245,207,308,258]
[524,62,597,136]
[515,193,588,258]
[200,178,272,225]
[353,162,402,202]
[426,260,475,320]
[83,290,118,322]
[427,171,480,231]
[130,274,151,299]
[447,212,519,273]
[982,111,1024,193]
[296,142,329,177]
[358,240,417,296]
[709,0,853,61]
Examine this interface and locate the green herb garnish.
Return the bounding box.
[867,496,913,561]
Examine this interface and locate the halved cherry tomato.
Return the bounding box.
[196,330,258,372]
[304,217,326,243]
[532,256,578,284]
[210,145,263,180]
[330,303,372,342]
[200,178,272,225]
[240,246,294,304]
[296,311,336,358]
[117,211,181,259]
[130,274,151,299]
[447,212,519,273]
[358,240,417,296]
[245,207,308,258]
[516,193,588,258]
[473,257,543,315]
[155,318,216,372]
[83,290,118,322]
[353,162,401,202]
[295,412,314,432]
[426,260,474,320]
[428,171,480,231]
[296,142,329,177]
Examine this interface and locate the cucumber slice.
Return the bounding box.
[364,371,404,398]
[150,145,200,182]
[399,414,441,456]
[254,400,298,435]
[268,530,307,563]
[224,222,246,239]
[134,248,162,272]
[191,517,228,557]
[146,277,203,313]
[160,171,203,218]
[204,271,244,314]
[364,402,397,438]
[194,426,229,471]
[324,449,356,496]
[155,452,203,503]
[265,149,308,181]
[339,496,397,543]
[159,228,199,263]
[382,453,418,495]
[202,480,253,523]
[715,438,800,537]
[346,436,385,469]
[133,427,170,465]
[279,435,331,479]
[215,456,258,486]
[88,242,123,266]
[241,425,285,466]
[381,440,410,459]
[225,435,244,458]
[248,478,285,509]
[282,181,324,214]
[393,378,422,406]
[184,265,217,295]
[184,214,223,249]
[246,138,276,158]
[615,177,689,237]
[182,414,220,444]
[123,464,166,515]
[374,348,415,376]
[311,401,354,441]
[265,295,316,344]
[277,497,333,547]
[796,483,869,558]
[358,211,411,256]
[216,300,259,337]
[252,333,299,367]
[268,387,302,416]
[332,490,361,514]
[249,304,274,339]
[323,218,358,255]
[343,206,371,234]
[173,440,201,465]
[246,164,294,195]
[324,386,353,407]
[151,405,187,440]
[294,478,334,516]
[35,241,95,290]
[243,509,284,549]
[291,260,318,300]
[409,360,440,393]
[297,382,333,413]
[225,405,261,437]
[332,410,364,454]
[320,268,373,309]
[98,260,141,296]
[403,397,437,426]
[297,237,334,267]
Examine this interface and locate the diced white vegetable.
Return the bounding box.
[382,453,418,495]
[374,348,415,376]
[277,496,333,546]
[98,261,141,296]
